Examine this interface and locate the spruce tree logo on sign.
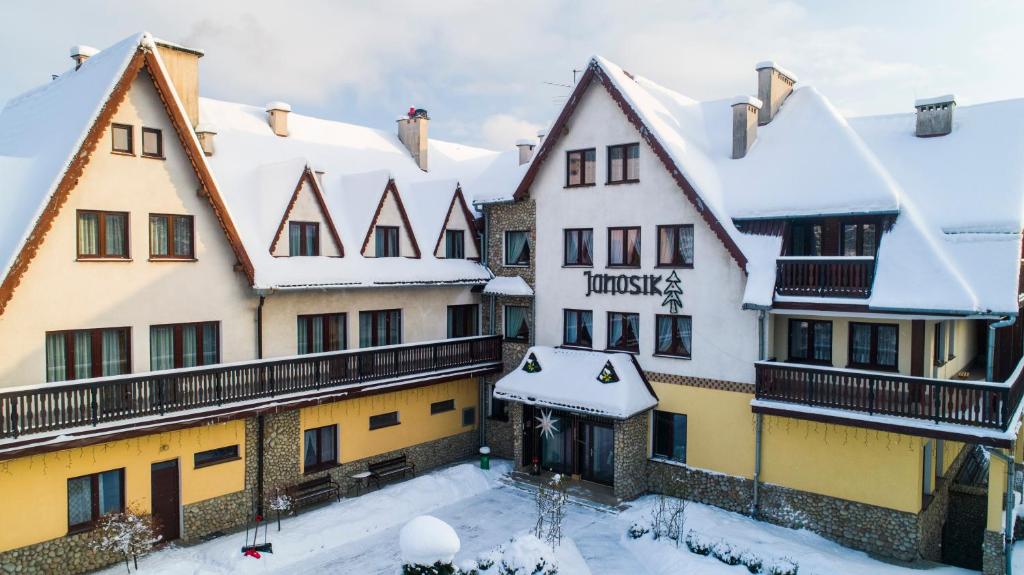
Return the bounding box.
[583,270,683,312]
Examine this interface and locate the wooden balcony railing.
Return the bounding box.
[775,257,875,298]
[0,335,502,440]
[755,360,1024,430]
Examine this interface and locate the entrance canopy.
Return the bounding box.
[493,346,657,419]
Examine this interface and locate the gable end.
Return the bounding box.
[359,179,422,258]
[269,167,345,257]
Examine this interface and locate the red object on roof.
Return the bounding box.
[408,107,416,118]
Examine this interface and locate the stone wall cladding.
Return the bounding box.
[983,530,1005,575]
[510,401,525,468]
[261,409,302,507]
[646,459,924,561]
[0,528,122,575]
[485,413,515,460]
[917,443,973,561]
[182,417,259,541]
[645,371,754,394]
[484,200,536,286]
[613,412,649,500]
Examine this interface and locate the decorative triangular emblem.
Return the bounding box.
[522,352,542,373]
[597,360,619,383]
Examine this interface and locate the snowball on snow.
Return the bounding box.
[399,515,460,565]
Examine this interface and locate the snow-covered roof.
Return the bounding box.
[0,33,144,296]
[483,276,533,297]
[524,56,1022,314]
[199,97,503,290]
[493,346,657,419]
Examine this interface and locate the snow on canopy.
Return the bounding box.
[199,98,503,289]
[573,56,1022,314]
[493,346,657,419]
[483,276,534,296]
[0,32,145,291]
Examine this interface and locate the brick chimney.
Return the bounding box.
[914,95,956,137]
[70,45,98,70]
[398,108,429,171]
[516,139,536,165]
[154,39,203,128]
[731,96,762,159]
[195,124,217,156]
[266,102,291,137]
[755,61,797,125]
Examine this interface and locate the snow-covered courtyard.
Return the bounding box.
[104,461,976,574]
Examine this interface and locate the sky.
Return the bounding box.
[1,0,1021,151]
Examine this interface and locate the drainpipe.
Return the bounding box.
[987,315,1017,382]
[256,294,266,359]
[988,446,1016,575]
[753,309,768,516]
[254,292,268,515]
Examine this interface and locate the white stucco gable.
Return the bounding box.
[270,170,343,257]
[360,183,420,258]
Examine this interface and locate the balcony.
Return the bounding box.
[754,361,1024,439]
[775,257,875,298]
[0,335,502,440]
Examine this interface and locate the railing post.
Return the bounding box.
[158,379,166,416]
[90,385,99,427]
[315,360,321,391]
[932,383,940,423]
[216,372,223,406]
[9,400,18,439]
[270,364,277,396]
[432,344,438,368]
[868,378,876,415]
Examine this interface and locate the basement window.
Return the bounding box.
[431,399,455,415]
[194,445,240,468]
[369,411,400,430]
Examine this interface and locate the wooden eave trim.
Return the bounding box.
[511,60,747,272]
[432,186,480,257]
[771,301,872,313]
[0,50,146,317]
[359,179,422,258]
[141,49,255,284]
[0,363,501,462]
[750,404,1012,448]
[268,168,345,256]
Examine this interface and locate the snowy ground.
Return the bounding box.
[106,460,975,574]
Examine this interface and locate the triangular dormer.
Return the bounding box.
[433,186,480,260]
[360,179,421,258]
[270,166,344,257]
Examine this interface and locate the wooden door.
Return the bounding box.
[151,459,180,542]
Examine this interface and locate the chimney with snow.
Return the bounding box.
[154,39,204,128]
[266,102,291,137]
[914,95,955,137]
[70,45,98,70]
[398,108,429,171]
[516,139,536,165]
[755,61,797,125]
[731,96,762,159]
[195,124,217,156]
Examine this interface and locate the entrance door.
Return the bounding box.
[151,459,180,542]
[539,411,572,474]
[581,422,614,485]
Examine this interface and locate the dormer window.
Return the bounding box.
[445,230,465,259]
[375,226,400,257]
[841,223,878,257]
[289,222,320,256]
[788,222,822,256]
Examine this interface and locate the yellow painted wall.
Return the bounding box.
[300,378,478,464]
[941,440,964,475]
[0,420,246,551]
[761,416,924,513]
[650,382,755,478]
[988,453,1008,531]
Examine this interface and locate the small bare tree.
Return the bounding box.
[649,495,688,546]
[97,506,162,572]
[269,488,293,531]
[533,474,569,549]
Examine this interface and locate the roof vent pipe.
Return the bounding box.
[731,96,762,159]
[915,95,956,137]
[755,61,797,125]
[70,45,99,70]
[536,129,547,145]
[266,102,291,137]
[516,139,536,165]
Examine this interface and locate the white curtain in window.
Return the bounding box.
[67,476,92,525]
[566,232,579,264]
[507,232,527,264]
[851,325,872,364]
[297,317,309,354]
[610,230,624,265]
[609,147,624,182]
[174,216,192,257]
[289,224,301,256]
[813,323,831,361]
[506,307,528,340]
[45,333,66,382]
[150,216,168,256]
[98,470,122,515]
[78,213,98,255]
[74,332,92,379]
[102,329,126,376]
[583,150,596,183]
[330,315,346,351]
[182,325,198,368]
[306,225,319,255]
[626,145,640,180]
[626,314,640,346]
[628,230,641,265]
[150,326,174,371]
[565,311,577,343]
[679,317,692,355]
[609,314,623,346]
[582,230,593,262]
[659,228,674,264]
[376,313,388,345]
[303,430,318,468]
[105,214,125,256]
[878,326,898,366]
[679,227,694,265]
[312,316,324,353]
[359,313,372,348]
[656,316,672,353]
[581,312,592,343]
[789,322,808,358]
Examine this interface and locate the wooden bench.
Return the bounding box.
[285,475,341,511]
[368,455,415,489]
